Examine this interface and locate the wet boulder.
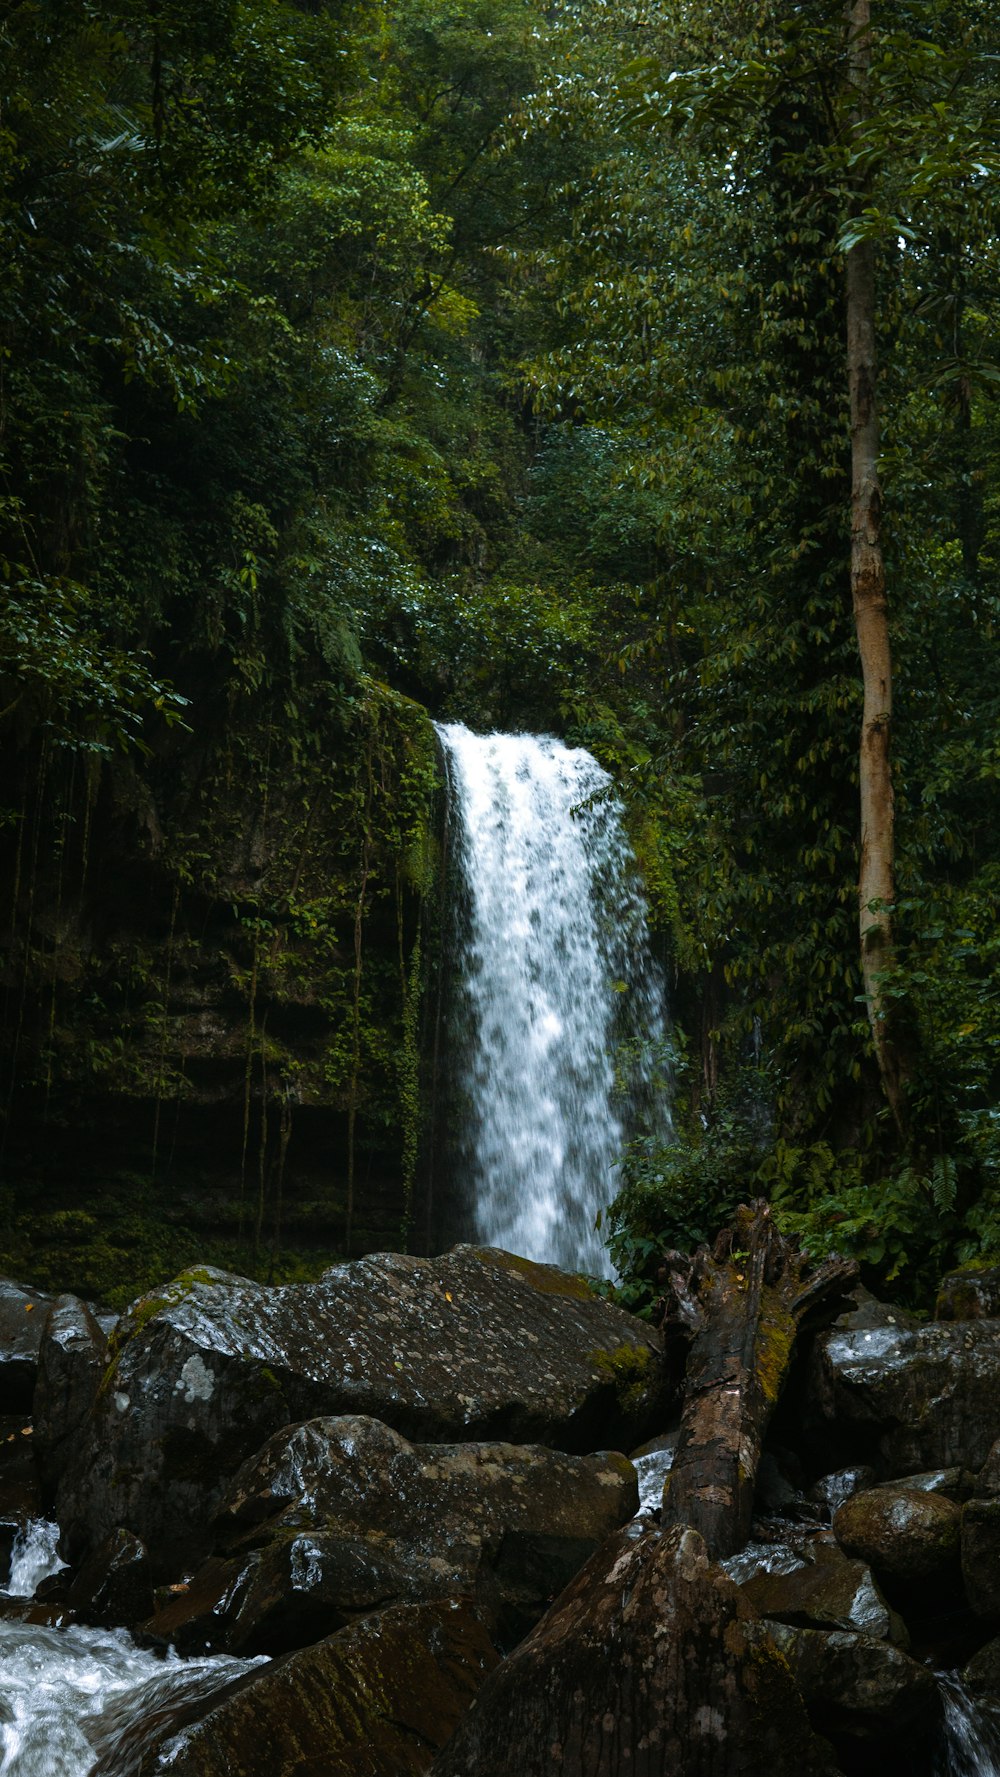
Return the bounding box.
[768,1624,938,1745]
[936,1266,1000,1321]
[65,1527,154,1629]
[57,1249,663,1576]
[430,1522,841,1777]
[33,1294,108,1506]
[0,1279,54,1413]
[807,1466,877,1516]
[740,1538,908,1646]
[93,1597,498,1777]
[961,1498,1000,1618]
[873,1467,964,1498]
[142,1415,637,1653]
[0,1419,42,1526]
[963,1632,1000,1693]
[833,1486,961,1586]
[807,1321,1000,1473]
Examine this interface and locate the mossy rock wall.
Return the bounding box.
[0,683,443,1303]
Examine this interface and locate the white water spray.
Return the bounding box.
[436,723,670,1276]
[0,1524,264,1777]
[937,1677,1000,1777]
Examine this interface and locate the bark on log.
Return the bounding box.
[661,1201,857,1559]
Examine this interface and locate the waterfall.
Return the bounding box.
[435,723,670,1276]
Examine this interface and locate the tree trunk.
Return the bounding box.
[660,1202,857,1560]
[846,0,906,1132]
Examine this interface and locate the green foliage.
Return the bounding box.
[3,0,1000,1311]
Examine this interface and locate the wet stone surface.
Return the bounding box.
[833,1487,961,1586]
[142,1415,637,1654]
[807,1322,1000,1474]
[57,1248,664,1576]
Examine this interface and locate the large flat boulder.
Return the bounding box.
[57,1248,663,1575]
[93,1597,498,1777]
[806,1322,1000,1474]
[431,1522,841,1777]
[141,1415,637,1653]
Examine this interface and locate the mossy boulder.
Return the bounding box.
[963,1631,1000,1693]
[806,1322,1000,1473]
[832,1487,961,1586]
[740,1539,908,1646]
[768,1624,938,1746]
[961,1497,1000,1619]
[56,1247,664,1577]
[93,1597,498,1777]
[936,1266,1000,1321]
[141,1415,637,1654]
[430,1523,842,1777]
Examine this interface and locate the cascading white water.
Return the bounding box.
[936,1677,1000,1777]
[0,1521,265,1777]
[5,1518,65,1599]
[436,723,670,1276]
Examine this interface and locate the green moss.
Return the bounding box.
[479,1248,598,1301]
[588,1341,656,1413]
[755,1312,795,1406]
[98,1268,214,1395]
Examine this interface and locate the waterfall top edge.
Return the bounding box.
[433,720,616,784]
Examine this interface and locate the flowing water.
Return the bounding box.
[936,1677,1000,1777]
[436,723,670,1276]
[0,1521,264,1776]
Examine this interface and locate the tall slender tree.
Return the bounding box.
[844,0,904,1129]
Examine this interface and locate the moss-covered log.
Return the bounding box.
[661,1201,857,1559]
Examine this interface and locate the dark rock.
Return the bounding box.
[430,1521,841,1777]
[0,1279,54,1412]
[93,1598,498,1777]
[58,1249,663,1576]
[976,1439,1000,1496]
[756,1450,805,1515]
[830,1289,919,1334]
[807,1321,1000,1473]
[873,1467,964,1498]
[0,1596,77,1629]
[808,1467,877,1515]
[65,1527,154,1628]
[833,1487,961,1585]
[142,1536,454,1657]
[740,1539,908,1646]
[964,1632,1000,1693]
[33,1294,108,1506]
[143,1415,637,1654]
[937,1267,1000,1321]
[768,1623,938,1741]
[0,1519,17,1587]
[0,1416,42,1523]
[962,1498,1000,1618]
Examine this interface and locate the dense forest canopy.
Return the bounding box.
[1,0,999,1308]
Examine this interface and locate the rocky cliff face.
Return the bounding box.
[0,687,443,1300]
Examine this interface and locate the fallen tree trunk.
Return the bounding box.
[660,1201,857,1559]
